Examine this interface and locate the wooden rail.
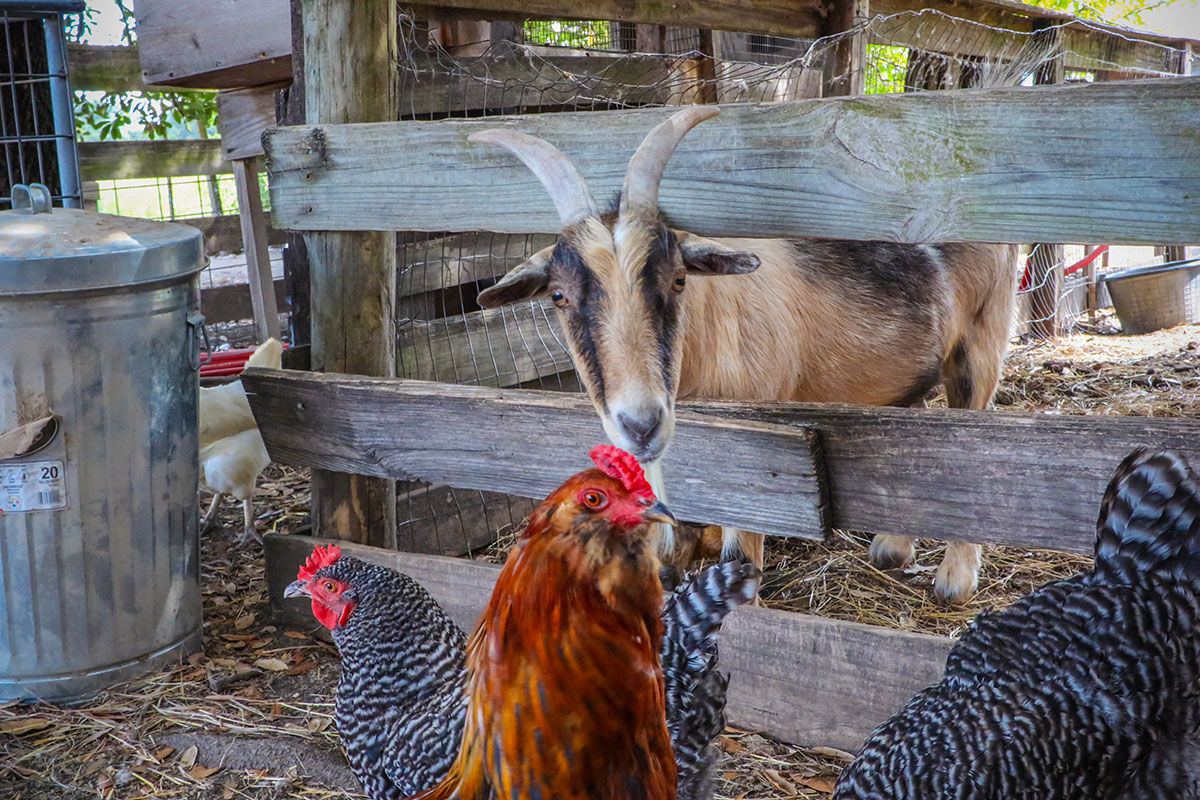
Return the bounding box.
[78,139,229,181]
[264,79,1200,245]
[243,370,1200,553]
[265,533,951,752]
[68,43,206,93]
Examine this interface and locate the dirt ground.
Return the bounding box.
[3,319,1198,800]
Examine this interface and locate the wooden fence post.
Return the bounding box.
[1028,21,1066,339]
[232,157,282,343]
[302,0,398,549]
[820,0,869,97]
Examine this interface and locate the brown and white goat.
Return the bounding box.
[471,107,1016,604]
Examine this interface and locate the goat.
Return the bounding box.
[471,107,1016,604]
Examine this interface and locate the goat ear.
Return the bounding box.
[677,232,761,276]
[477,246,554,308]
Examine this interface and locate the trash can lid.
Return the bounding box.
[0,184,204,295]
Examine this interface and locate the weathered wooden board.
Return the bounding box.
[265,533,950,752]
[79,139,228,180]
[397,484,534,556]
[264,79,1200,245]
[68,43,205,93]
[217,84,288,161]
[397,233,558,297]
[399,54,691,117]
[201,278,288,325]
[182,212,286,256]
[132,0,292,89]
[243,371,831,541]
[397,303,574,388]
[243,372,1200,553]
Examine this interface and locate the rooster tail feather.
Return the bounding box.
[664,561,761,660]
[1093,448,1200,585]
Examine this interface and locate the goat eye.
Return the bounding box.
[551,290,568,308]
[672,275,686,293]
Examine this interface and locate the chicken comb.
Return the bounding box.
[297,544,341,582]
[589,445,654,496]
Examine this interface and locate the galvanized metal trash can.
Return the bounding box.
[0,185,205,701]
[1102,258,1200,335]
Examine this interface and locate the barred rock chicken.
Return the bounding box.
[836,448,1200,800]
[198,337,282,543]
[287,450,759,800]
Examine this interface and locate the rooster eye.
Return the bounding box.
[583,490,607,510]
[551,290,568,308]
[324,581,336,593]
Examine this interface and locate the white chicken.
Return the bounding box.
[198,338,283,543]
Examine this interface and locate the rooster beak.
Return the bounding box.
[642,500,678,527]
[284,579,310,599]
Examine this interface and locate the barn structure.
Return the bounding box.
[134,0,1200,752]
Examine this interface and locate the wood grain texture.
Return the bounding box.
[217,84,288,161]
[78,139,227,180]
[201,278,287,325]
[397,233,558,297]
[396,303,574,388]
[397,484,534,556]
[242,372,1200,553]
[132,0,291,89]
[265,533,951,752]
[68,43,204,93]
[264,79,1200,245]
[242,371,831,540]
[232,157,282,342]
[302,0,398,549]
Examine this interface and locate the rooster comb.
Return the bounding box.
[589,445,654,496]
[297,544,341,582]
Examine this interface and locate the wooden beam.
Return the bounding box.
[78,139,227,181]
[265,533,952,752]
[232,157,282,342]
[302,0,397,550]
[67,43,206,93]
[201,278,288,325]
[820,0,869,97]
[264,79,1200,246]
[131,0,292,89]
[405,0,823,38]
[242,371,1200,553]
[397,233,559,298]
[1028,21,1066,340]
[243,372,832,541]
[217,84,288,161]
[398,54,691,117]
[397,304,575,387]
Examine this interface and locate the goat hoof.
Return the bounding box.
[868,535,915,570]
[933,561,978,606]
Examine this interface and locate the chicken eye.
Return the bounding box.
[672,275,686,293]
[324,581,336,593]
[551,289,568,308]
[583,490,607,510]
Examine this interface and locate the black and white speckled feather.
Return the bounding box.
[835,449,1200,800]
[313,557,467,800]
[314,557,759,800]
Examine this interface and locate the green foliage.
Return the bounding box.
[866,45,910,94]
[1020,0,1169,25]
[69,1,217,142]
[523,20,615,49]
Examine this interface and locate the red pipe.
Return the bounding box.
[1019,245,1109,292]
[198,343,289,377]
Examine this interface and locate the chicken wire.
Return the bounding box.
[389,6,1192,553]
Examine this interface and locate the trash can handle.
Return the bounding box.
[11,184,52,214]
[187,312,209,371]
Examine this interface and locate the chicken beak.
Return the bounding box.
[642,500,678,527]
[284,579,310,599]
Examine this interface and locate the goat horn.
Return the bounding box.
[620,106,720,216]
[468,129,599,226]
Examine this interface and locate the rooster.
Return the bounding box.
[198,338,282,543]
[836,448,1200,800]
[287,450,759,800]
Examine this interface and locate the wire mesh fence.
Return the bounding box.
[389,5,1192,554]
[0,6,80,209]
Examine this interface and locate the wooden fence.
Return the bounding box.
[239,0,1200,754]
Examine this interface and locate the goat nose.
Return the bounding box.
[616,409,663,450]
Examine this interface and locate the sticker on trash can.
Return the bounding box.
[1,460,67,512]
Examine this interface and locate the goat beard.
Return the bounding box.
[641,459,676,557]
